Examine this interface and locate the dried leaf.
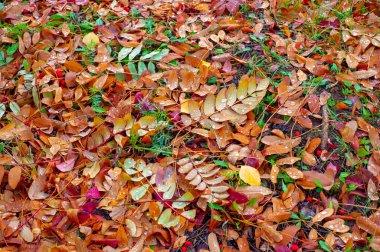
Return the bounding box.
[356,216,380,235]
[208,233,221,252]
[312,208,334,223]
[56,158,76,172]
[8,166,21,190]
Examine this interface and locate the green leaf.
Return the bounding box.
[115,73,125,81]
[172,192,194,209]
[158,209,180,228]
[248,198,257,206]
[91,106,107,113]
[140,50,160,60]
[0,103,5,119]
[118,47,133,61]
[138,61,147,76]
[213,160,229,168]
[23,59,29,72]
[314,179,323,188]
[232,201,239,211]
[319,240,331,252]
[208,203,224,211]
[150,49,169,61]
[339,172,350,183]
[181,209,196,219]
[357,148,371,157]
[212,215,222,221]
[127,62,138,80]
[124,158,136,175]
[7,43,18,55]
[130,185,148,201]
[147,62,155,73]
[129,44,142,60]
[346,184,357,192]
[282,180,288,192]
[9,101,20,115]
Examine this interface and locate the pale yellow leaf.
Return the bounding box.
[239,165,261,186]
[83,32,100,46]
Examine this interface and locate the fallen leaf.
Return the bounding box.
[8,166,21,190]
[239,165,261,186]
[312,208,334,223]
[56,158,76,172]
[208,233,221,252]
[83,32,99,46]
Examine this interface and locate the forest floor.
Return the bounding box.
[0,0,380,251]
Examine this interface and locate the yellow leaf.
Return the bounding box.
[83,32,99,46]
[239,165,261,186]
[181,100,189,114]
[201,60,210,67]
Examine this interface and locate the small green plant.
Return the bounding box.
[89,88,106,113]
[1,22,29,39]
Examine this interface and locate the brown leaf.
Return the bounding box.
[356,216,380,235]
[18,36,25,54]
[285,168,304,180]
[323,219,350,233]
[296,115,313,129]
[93,74,108,90]
[8,166,21,190]
[276,157,301,165]
[368,151,380,176]
[302,151,317,166]
[341,121,357,142]
[306,138,321,153]
[305,58,329,76]
[307,94,320,114]
[237,237,250,252]
[371,236,380,251]
[352,69,377,79]
[312,208,334,223]
[278,225,300,245]
[208,233,221,252]
[28,175,49,200]
[303,166,335,190]
[0,166,4,184]
[23,32,31,49]
[270,165,279,184]
[62,23,70,37]
[368,178,379,201]
[264,144,290,155]
[116,226,129,247]
[369,127,380,149]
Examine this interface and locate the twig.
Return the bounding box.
[321,105,328,150]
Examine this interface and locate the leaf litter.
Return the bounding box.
[0,0,379,251]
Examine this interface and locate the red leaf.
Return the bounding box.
[227,188,249,204]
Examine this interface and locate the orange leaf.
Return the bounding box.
[64,61,84,72]
[8,166,21,190]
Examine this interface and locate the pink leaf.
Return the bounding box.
[75,0,89,5]
[86,186,100,199]
[56,158,76,172]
